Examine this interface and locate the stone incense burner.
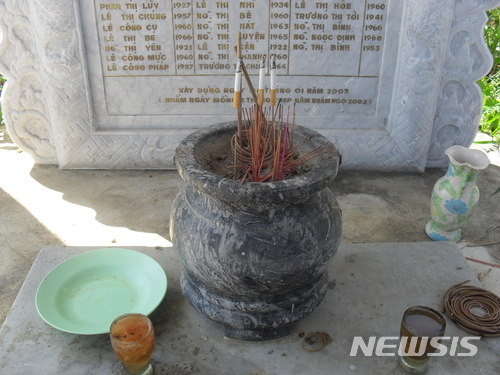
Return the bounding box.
[170,121,342,341]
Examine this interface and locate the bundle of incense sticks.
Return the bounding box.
[233,38,276,110]
[231,33,333,184]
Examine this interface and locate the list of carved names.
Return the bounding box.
[94,0,393,120]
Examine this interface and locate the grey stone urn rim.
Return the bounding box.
[173,121,341,204]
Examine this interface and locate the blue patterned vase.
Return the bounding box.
[426,145,489,242]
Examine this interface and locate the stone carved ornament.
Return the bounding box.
[426,0,498,167]
[0,0,56,163]
[0,0,499,170]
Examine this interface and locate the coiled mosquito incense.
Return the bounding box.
[443,280,500,337]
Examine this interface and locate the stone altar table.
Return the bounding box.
[0,242,499,374]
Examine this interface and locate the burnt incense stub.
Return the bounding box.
[170,122,342,341]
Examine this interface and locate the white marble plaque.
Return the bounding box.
[83,0,399,130]
[0,0,499,170]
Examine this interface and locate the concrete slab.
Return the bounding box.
[1,243,499,375]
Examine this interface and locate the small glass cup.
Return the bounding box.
[398,306,446,374]
[110,313,155,375]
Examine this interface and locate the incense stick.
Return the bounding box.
[236,32,241,58]
[258,54,266,106]
[279,106,290,181]
[270,54,277,106]
[233,57,242,109]
[231,34,331,183]
[233,46,257,104]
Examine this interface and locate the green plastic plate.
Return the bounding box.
[36,248,167,335]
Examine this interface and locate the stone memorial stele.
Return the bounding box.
[0,0,499,170]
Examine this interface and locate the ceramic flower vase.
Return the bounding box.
[426,145,490,242]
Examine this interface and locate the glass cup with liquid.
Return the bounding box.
[110,313,155,375]
[398,306,446,374]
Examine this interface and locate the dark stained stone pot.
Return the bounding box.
[170,121,342,341]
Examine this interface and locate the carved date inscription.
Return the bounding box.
[89,0,400,129]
